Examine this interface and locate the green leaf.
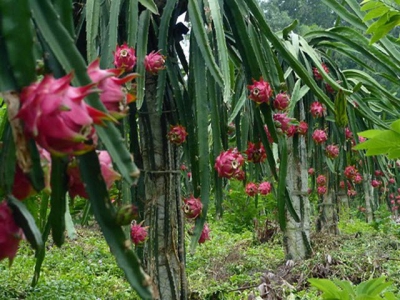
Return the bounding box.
[7,195,43,252]
[49,155,68,247]
[86,0,101,62]
[308,278,343,299]
[363,6,389,21]
[209,0,231,104]
[0,0,36,88]
[100,0,121,68]
[78,151,153,299]
[135,10,150,109]
[138,0,158,15]
[0,123,16,194]
[188,0,223,86]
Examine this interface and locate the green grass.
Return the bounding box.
[1,213,400,299]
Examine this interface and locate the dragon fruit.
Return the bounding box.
[297,121,308,136]
[67,150,121,199]
[353,173,363,184]
[308,168,315,176]
[273,93,290,111]
[16,73,102,156]
[198,223,211,244]
[214,148,244,179]
[167,125,188,145]
[310,101,325,118]
[316,175,327,186]
[130,221,148,245]
[245,142,266,163]
[325,144,339,159]
[345,127,353,140]
[371,179,382,188]
[144,50,166,74]
[317,186,327,195]
[312,129,328,144]
[245,182,258,197]
[0,201,23,262]
[344,165,357,180]
[313,63,329,80]
[87,59,138,119]
[258,181,272,195]
[113,43,137,71]
[247,78,273,105]
[183,195,203,219]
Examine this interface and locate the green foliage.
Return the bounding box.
[0,227,139,300]
[309,276,396,299]
[222,180,276,233]
[361,0,400,44]
[354,119,400,158]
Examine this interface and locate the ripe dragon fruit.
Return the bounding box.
[313,63,329,80]
[273,113,292,134]
[258,181,272,195]
[247,78,273,105]
[371,179,382,188]
[344,165,357,180]
[347,189,357,197]
[87,59,138,119]
[389,178,396,184]
[308,168,315,176]
[316,175,327,186]
[286,125,298,138]
[130,221,148,245]
[245,182,258,197]
[0,201,23,262]
[167,125,188,145]
[113,43,137,71]
[273,93,290,111]
[345,127,353,140]
[310,101,325,118]
[245,142,266,163]
[67,150,121,199]
[214,148,244,179]
[16,73,103,156]
[325,144,339,159]
[312,129,328,144]
[317,186,327,195]
[353,173,363,184]
[183,195,203,219]
[297,121,308,136]
[144,50,166,74]
[198,223,211,244]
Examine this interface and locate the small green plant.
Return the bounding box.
[309,276,397,300]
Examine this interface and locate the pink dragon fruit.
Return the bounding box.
[167,125,188,145]
[87,59,138,119]
[67,150,121,199]
[144,50,166,74]
[345,127,353,140]
[297,121,308,136]
[113,43,137,71]
[16,73,104,156]
[310,101,325,118]
[389,178,396,184]
[308,168,315,176]
[286,125,298,137]
[183,195,203,219]
[198,223,211,244]
[371,179,382,188]
[312,129,328,144]
[233,169,246,181]
[247,78,273,105]
[273,93,290,111]
[339,181,345,189]
[258,181,272,195]
[325,144,339,159]
[374,170,383,177]
[214,148,244,179]
[353,173,363,184]
[313,63,329,80]
[317,186,327,195]
[344,165,357,180]
[347,189,357,197]
[245,182,258,197]
[245,142,266,163]
[273,113,292,134]
[130,221,148,245]
[325,83,335,94]
[11,166,36,200]
[0,201,23,262]
[316,175,327,186]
